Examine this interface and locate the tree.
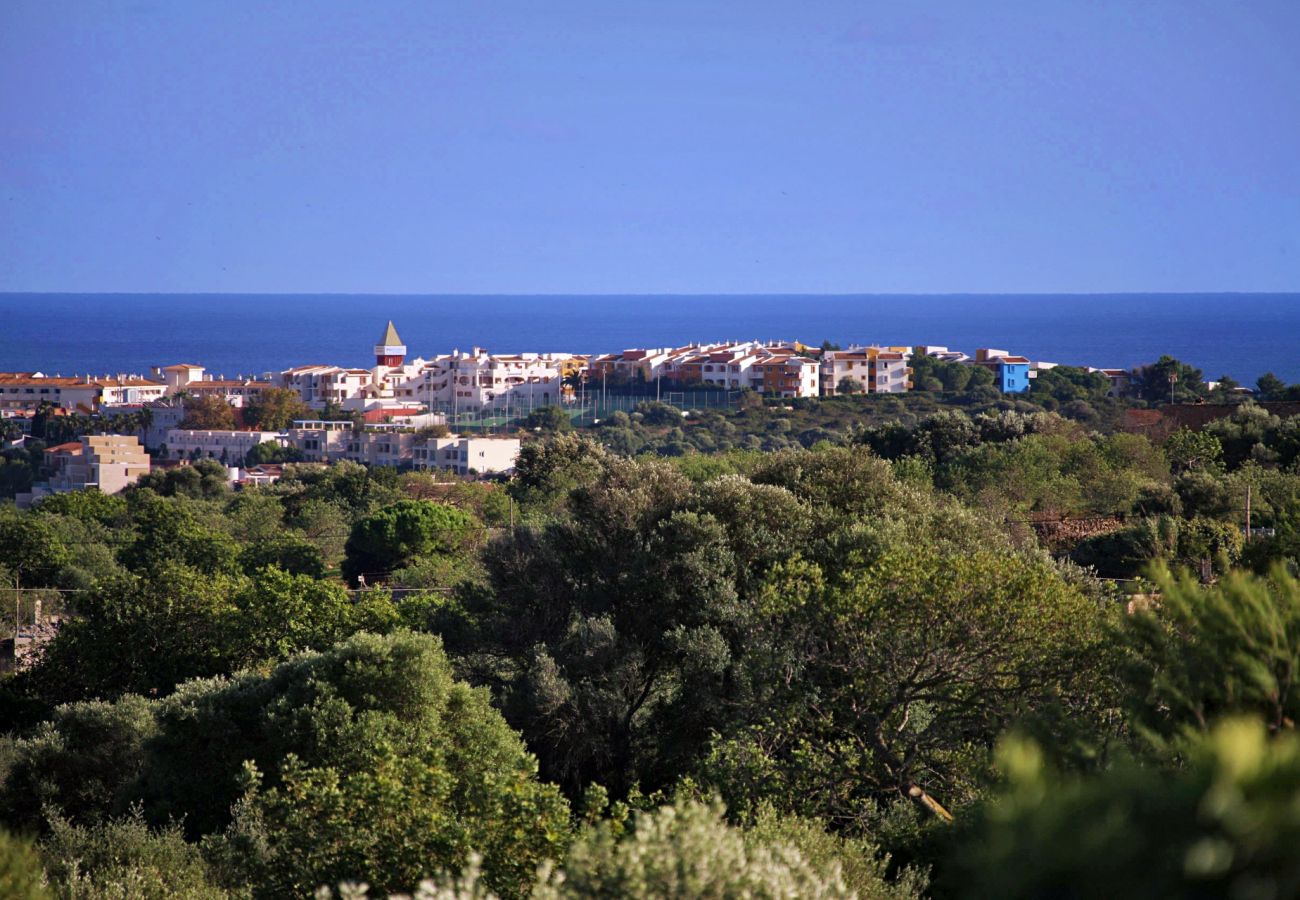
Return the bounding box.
[634,401,683,427]
[341,500,476,585]
[1164,427,1224,474]
[1,695,158,830]
[118,494,238,574]
[1119,566,1300,740]
[38,811,224,899]
[1132,355,1207,404]
[523,405,573,432]
[0,513,71,588]
[507,433,608,515]
[415,423,451,441]
[941,720,1300,899]
[134,459,229,499]
[224,567,361,666]
[245,441,305,465]
[836,377,864,395]
[179,395,237,431]
[244,387,311,431]
[533,800,873,900]
[31,489,129,527]
[703,544,1113,826]
[18,564,242,707]
[1029,366,1110,404]
[158,632,570,897]
[238,535,326,579]
[320,399,365,428]
[1257,372,1288,401]
[0,831,48,900]
[8,633,569,899]
[472,456,785,798]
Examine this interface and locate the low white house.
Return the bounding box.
[412,436,521,476]
[341,426,416,467]
[286,420,355,462]
[165,429,287,462]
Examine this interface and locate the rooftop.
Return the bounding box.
[378,320,405,347]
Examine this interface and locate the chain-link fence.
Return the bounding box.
[430,390,742,432]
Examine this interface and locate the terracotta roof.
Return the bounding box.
[0,375,163,388]
[999,356,1030,364]
[45,441,84,453]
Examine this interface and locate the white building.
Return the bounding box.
[277,323,431,411]
[914,346,970,364]
[286,420,356,462]
[341,426,416,467]
[821,348,912,395]
[142,404,188,450]
[165,429,287,462]
[0,373,167,412]
[186,378,273,408]
[280,365,375,407]
[417,349,573,412]
[153,364,207,394]
[412,436,521,476]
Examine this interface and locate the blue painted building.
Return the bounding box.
[975,349,1032,394]
[995,357,1031,393]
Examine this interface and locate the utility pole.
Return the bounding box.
[1168,371,1177,406]
[1245,484,1252,542]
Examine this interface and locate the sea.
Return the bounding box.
[1,293,1297,385]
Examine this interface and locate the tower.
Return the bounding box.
[374,320,407,368]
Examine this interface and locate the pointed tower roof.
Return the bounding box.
[379,320,403,347]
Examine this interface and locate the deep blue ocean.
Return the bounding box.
[1,293,1297,384]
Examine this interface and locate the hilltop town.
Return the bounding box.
[0,319,1282,508]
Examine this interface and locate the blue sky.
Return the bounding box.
[2,1,1298,293]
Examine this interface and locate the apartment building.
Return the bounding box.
[17,434,151,506]
[820,347,912,395]
[589,348,678,383]
[341,426,416,467]
[1087,367,1132,397]
[412,436,521,476]
[751,356,821,398]
[153,364,207,393]
[417,349,572,412]
[164,429,287,462]
[914,346,970,364]
[280,365,375,407]
[974,349,1033,394]
[272,323,431,411]
[0,373,167,412]
[141,404,188,450]
[592,342,821,397]
[286,420,356,462]
[186,378,273,408]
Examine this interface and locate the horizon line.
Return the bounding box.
[1,290,1298,298]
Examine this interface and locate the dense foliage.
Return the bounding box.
[4,392,1300,898]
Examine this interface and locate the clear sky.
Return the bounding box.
[2,1,1298,294]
